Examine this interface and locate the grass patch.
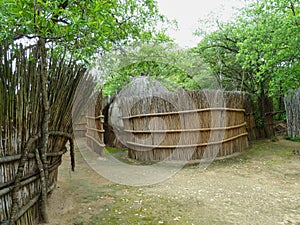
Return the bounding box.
[285,136,300,142]
[105,147,128,154]
[105,147,158,166]
[105,139,298,169]
[210,139,297,168]
[84,186,218,225]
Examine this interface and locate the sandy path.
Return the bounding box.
[46,138,300,225]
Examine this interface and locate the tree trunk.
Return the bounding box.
[258,91,274,138]
[278,85,285,120]
[284,90,300,138]
[38,37,49,223]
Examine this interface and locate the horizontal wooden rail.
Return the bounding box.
[122,107,245,120]
[0,178,58,225]
[124,122,247,134]
[15,194,40,222]
[86,127,105,133]
[85,113,105,154]
[85,134,105,148]
[0,157,63,197]
[0,175,37,197]
[47,147,68,157]
[86,115,104,120]
[0,147,67,164]
[127,132,248,149]
[75,122,87,126]
[74,128,87,131]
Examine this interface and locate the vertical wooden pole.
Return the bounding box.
[38,37,49,223]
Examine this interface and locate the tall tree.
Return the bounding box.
[97,42,217,96]
[0,0,163,57]
[194,0,299,137]
[236,0,299,102]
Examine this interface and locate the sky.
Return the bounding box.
[157,0,247,48]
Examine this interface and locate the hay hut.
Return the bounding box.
[113,77,249,162]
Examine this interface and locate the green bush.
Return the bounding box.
[285,136,300,142]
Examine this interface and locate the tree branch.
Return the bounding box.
[200,44,239,53]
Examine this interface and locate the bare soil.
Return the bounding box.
[46,138,300,225]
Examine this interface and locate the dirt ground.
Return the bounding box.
[46,138,300,225]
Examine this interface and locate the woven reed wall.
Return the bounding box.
[118,90,249,161]
[0,147,66,225]
[0,42,89,224]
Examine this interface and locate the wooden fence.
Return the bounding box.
[0,144,67,225]
[117,90,249,161]
[74,92,105,155]
[0,42,92,224]
[73,113,105,156]
[86,115,105,156]
[284,89,300,138]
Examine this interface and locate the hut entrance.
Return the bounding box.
[102,95,125,148]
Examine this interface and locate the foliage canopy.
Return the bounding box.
[195,0,300,97]
[0,0,164,60]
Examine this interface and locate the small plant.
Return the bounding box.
[271,136,279,142]
[254,111,263,128]
[105,147,126,154]
[285,136,300,142]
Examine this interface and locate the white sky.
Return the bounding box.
[157,0,248,48]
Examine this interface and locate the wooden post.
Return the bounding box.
[284,90,300,138]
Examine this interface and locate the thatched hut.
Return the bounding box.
[111,77,249,162]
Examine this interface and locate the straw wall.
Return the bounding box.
[86,115,105,156]
[85,93,105,156]
[118,90,249,162]
[74,114,87,138]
